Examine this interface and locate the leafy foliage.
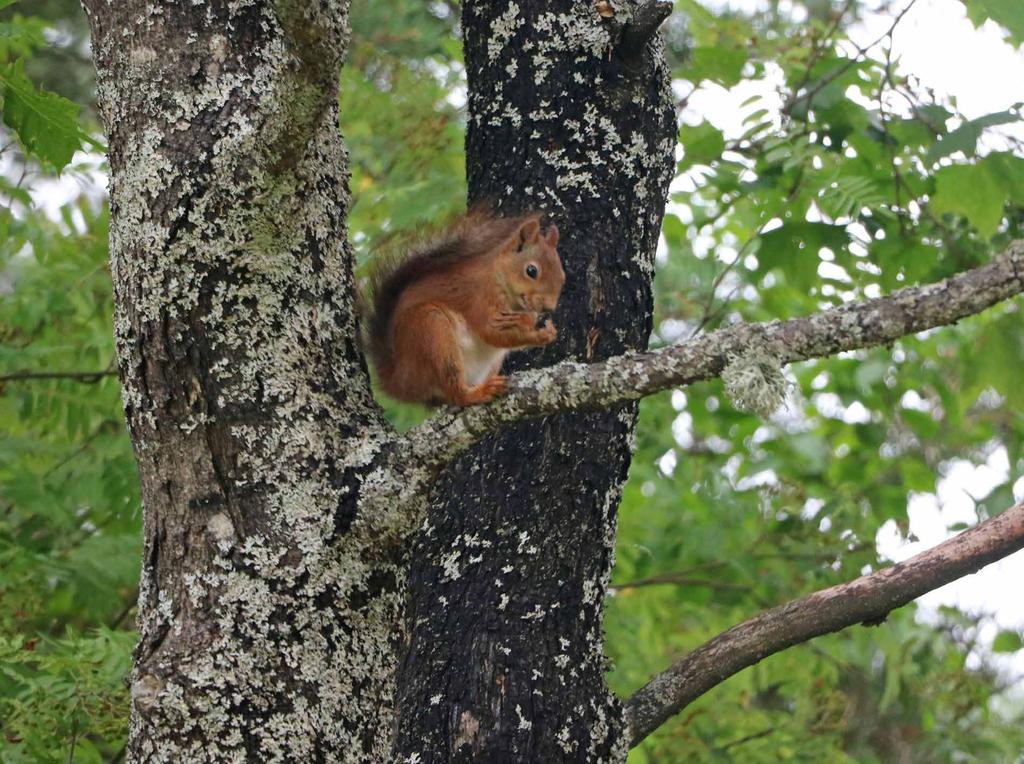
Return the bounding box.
[0,198,137,760]
[607,0,1024,760]
[0,7,135,760]
[0,59,84,170]
[961,0,1024,45]
[343,1,465,259]
[0,4,96,172]
[0,629,133,763]
[2,0,1023,761]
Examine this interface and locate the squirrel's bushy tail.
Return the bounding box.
[361,211,541,373]
[362,234,461,374]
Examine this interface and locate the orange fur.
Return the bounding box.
[364,212,565,406]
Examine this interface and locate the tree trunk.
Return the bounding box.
[84,0,675,759]
[83,2,403,759]
[395,2,676,761]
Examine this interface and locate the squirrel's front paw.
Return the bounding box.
[537,321,557,344]
[495,311,530,330]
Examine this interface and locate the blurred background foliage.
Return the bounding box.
[1,0,1023,760]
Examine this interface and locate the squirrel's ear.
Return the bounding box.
[544,224,559,248]
[517,219,541,250]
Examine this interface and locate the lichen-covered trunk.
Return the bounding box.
[82,2,402,760]
[395,1,676,761]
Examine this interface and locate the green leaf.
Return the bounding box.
[962,0,1024,44]
[756,222,850,290]
[992,630,1024,653]
[686,46,748,87]
[790,58,868,119]
[678,121,725,172]
[930,163,1004,237]
[662,213,687,248]
[817,175,888,221]
[854,358,888,394]
[926,111,1021,165]
[0,174,31,206]
[0,22,29,40]
[982,151,1024,203]
[963,311,1024,409]
[0,60,85,171]
[0,15,46,59]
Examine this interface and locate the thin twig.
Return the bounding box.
[690,228,764,338]
[721,726,777,750]
[878,41,909,235]
[787,0,858,109]
[110,587,140,630]
[43,427,107,479]
[612,575,752,593]
[67,706,79,764]
[0,369,118,384]
[783,0,919,117]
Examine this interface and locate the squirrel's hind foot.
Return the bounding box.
[458,374,508,406]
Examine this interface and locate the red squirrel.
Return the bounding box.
[364,212,565,406]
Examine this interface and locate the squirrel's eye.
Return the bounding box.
[526,264,539,279]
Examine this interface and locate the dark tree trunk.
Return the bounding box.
[395,2,676,760]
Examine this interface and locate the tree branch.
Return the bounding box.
[374,241,1024,523]
[623,499,1024,745]
[611,574,752,594]
[272,0,348,85]
[0,370,118,384]
[617,0,674,63]
[266,0,350,172]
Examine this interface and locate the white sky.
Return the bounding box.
[687,0,1024,686]
[688,0,1024,130]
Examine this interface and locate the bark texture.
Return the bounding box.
[82,2,402,760]
[394,2,676,761]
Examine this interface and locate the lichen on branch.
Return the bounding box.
[373,241,1024,536]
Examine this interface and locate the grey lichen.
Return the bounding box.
[87,1,406,760]
[131,674,164,714]
[721,347,788,419]
[487,3,524,62]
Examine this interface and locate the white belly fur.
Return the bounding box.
[456,319,508,386]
